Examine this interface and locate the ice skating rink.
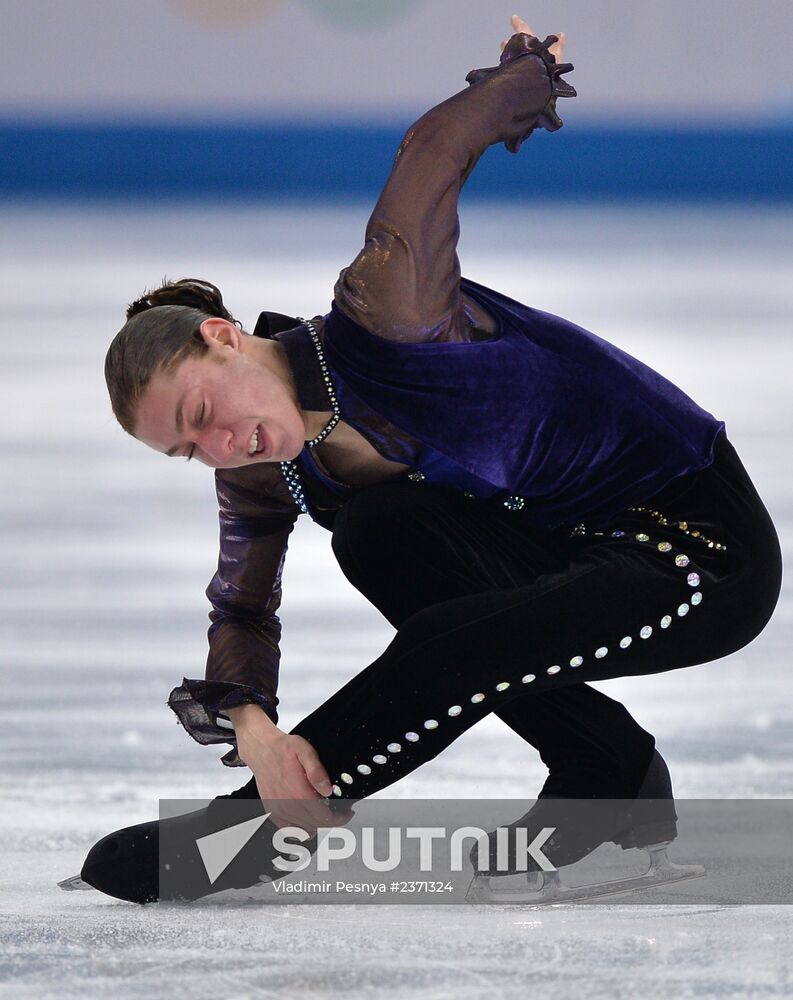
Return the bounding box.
[2,201,792,998]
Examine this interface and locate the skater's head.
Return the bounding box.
[105,278,307,469]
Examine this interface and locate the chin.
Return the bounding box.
[284,438,304,462]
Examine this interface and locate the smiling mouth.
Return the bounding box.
[247,425,268,458]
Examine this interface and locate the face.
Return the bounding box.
[134,319,307,469]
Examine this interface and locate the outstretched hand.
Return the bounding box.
[501,13,566,63]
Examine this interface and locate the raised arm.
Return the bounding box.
[334,16,575,343]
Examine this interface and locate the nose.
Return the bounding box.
[198,427,235,464]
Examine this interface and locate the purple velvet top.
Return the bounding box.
[323,276,724,531]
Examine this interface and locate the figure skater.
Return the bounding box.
[67,16,781,903]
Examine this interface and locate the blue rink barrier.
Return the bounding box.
[0,122,791,199]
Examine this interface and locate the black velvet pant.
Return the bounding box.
[277,431,780,802]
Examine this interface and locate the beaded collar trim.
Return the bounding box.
[279,317,339,514]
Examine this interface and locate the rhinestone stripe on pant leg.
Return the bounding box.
[315,527,711,797]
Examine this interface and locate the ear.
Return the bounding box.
[198,317,244,353]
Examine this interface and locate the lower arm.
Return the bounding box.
[415,52,551,162]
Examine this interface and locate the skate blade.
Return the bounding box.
[466,843,706,904]
[58,873,95,891]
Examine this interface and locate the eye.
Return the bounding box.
[184,402,207,461]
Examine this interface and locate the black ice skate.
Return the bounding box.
[58,779,328,903]
[466,750,705,904]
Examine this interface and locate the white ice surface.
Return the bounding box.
[1,202,792,999]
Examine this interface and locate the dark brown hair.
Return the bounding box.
[104,278,240,435]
